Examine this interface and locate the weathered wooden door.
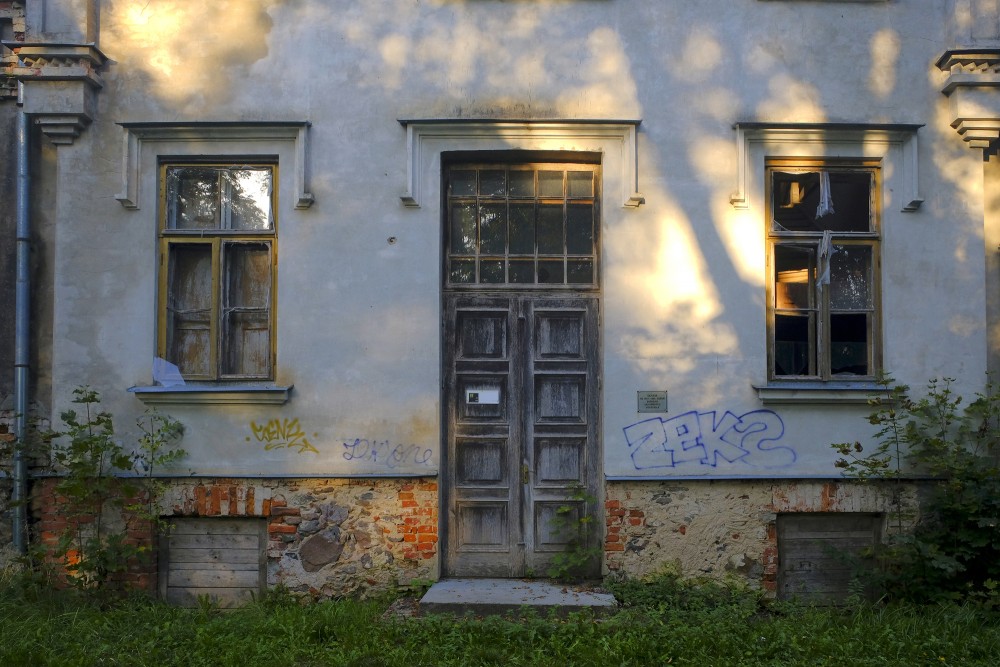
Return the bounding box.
[443,294,600,577]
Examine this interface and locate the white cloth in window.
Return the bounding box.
[816,170,835,218]
[818,229,836,292]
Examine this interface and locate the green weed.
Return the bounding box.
[3,574,997,666]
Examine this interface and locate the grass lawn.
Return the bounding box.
[1,576,998,666]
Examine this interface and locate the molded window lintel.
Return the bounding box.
[398,119,644,209]
[730,123,923,213]
[115,122,314,210]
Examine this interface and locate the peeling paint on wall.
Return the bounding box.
[604,479,917,591]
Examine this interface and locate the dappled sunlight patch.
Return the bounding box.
[717,206,766,286]
[104,0,283,111]
[948,314,982,338]
[668,26,724,84]
[554,27,641,117]
[757,74,827,123]
[868,29,901,99]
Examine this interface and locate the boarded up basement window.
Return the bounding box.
[777,512,881,603]
[159,518,267,608]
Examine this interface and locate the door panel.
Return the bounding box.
[444,294,600,578]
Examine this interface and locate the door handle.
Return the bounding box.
[521,463,530,485]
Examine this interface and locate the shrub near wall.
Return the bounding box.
[30,477,158,592]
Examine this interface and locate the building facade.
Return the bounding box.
[3,0,1000,604]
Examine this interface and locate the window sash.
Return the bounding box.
[158,162,276,381]
[445,163,599,287]
[766,163,880,381]
[164,165,275,232]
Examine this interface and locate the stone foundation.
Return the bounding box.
[604,479,916,592]
[27,474,916,598]
[30,477,439,598]
[158,477,438,598]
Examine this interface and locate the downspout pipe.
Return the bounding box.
[12,83,30,555]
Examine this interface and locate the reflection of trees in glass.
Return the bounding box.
[224,168,272,230]
[167,166,272,230]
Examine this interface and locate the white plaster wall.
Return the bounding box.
[42,1,987,480]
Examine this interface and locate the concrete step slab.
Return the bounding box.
[419,578,617,617]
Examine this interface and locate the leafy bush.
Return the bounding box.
[833,376,1000,604]
[545,484,601,582]
[42,387,185,593]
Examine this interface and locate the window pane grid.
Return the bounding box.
[159,163,276,380]
[766,163,879,380]
[446,164,598,286]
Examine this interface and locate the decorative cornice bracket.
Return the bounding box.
[2,41,108,144]
[937,49,1000,150]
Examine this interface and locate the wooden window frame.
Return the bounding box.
[765,159,882,382]
[157,161,278,381]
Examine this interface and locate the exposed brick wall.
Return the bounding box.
[604,479,916,594]
[0,2,27,99]
[30,476,439,598]
[30,477,158,592]
[161,477,438,598]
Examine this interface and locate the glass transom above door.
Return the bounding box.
[446,164,600,287]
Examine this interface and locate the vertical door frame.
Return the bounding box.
[438,156,605,578]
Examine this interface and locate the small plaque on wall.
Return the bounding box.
[637,391,668,413]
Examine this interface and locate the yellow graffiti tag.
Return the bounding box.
[248,418,319,454]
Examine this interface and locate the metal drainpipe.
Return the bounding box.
[12,83,30,554]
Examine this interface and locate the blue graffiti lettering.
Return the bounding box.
[341,438,434,469]
[624,409,794,470]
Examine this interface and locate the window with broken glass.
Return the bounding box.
[445,163,600,287]
[766,161,881,380]
[158,163,276,380]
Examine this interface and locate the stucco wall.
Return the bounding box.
[29,0,984,481]
[10,0,997,594]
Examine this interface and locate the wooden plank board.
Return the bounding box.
[167,533,260,549]
[168,560,260,572]
[160,518,266,608]
[777,513,880,603]
[168,547,261,564]
[168,568,261,589]
[780,541,876,560]
[170,518,262,536]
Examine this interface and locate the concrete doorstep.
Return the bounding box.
[418,578,618,617]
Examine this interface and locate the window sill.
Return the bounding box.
[128,384,292,406]
[753,381,882,405]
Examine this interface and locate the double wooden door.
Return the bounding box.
[443,293,600,577]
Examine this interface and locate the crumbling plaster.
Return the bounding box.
[605,479,917,590]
